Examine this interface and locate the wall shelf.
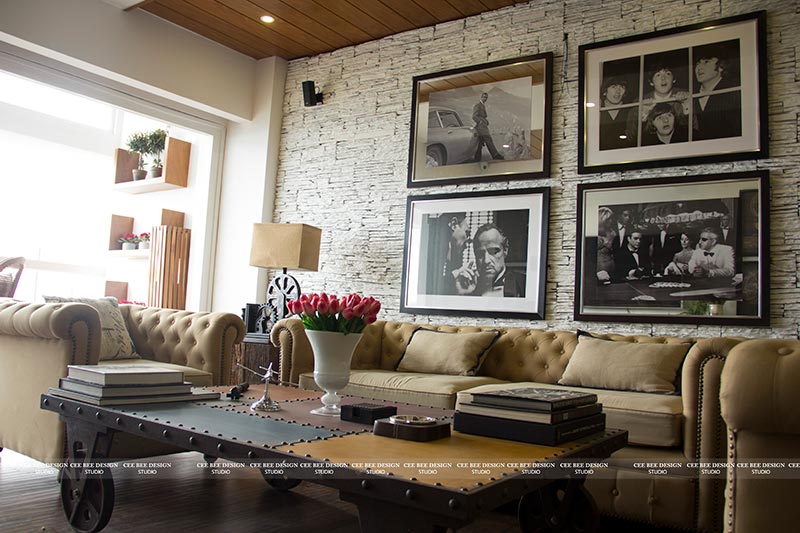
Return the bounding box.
[108,248,150,259]
[113,137,191,194]
[113,177,184,194]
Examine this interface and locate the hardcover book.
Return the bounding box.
[456,401,602,424]
[464,387,598,412]
[59,378,192,398]
[67,365,184,386]
[453,411,606,446]
[48,387,220,406]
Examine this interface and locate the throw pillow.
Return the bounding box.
[43,295,140,361]
[396,329,500,376]
[558,336,690,393]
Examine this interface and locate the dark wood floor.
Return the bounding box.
[0,449,679,532]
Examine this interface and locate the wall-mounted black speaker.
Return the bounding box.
[302,80,322,106]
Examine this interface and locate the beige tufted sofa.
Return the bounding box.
[273,318,743,532]
[720,340,800,533]
[0,300,245,464]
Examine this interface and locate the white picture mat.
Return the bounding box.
[404,193,544,313]
[583,18,761,166]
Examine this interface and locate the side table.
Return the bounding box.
[230,333,280,385]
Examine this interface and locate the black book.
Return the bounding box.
[453,411,606,446]
[457,401,602,424]
[464,387,598,412]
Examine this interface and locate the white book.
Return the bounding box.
[48,387,220,406]
[67,364,184,386]
[59,378,192,398]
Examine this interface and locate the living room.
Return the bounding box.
[1,0,799,532]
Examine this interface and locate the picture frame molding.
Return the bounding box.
[573,170,770,326]
[407,52,554,188]
[400,187,550,320]
[577,10,768,174]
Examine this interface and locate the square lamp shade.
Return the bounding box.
[249,223,321,271]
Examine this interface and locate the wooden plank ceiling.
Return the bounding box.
[131,0,522,60]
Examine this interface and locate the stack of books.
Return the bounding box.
[453,387,605,446]
[48,364,220,406]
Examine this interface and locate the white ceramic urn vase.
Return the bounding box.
[306,329,362,416]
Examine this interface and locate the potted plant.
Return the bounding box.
[138,232,151,250]
[118,233,140,250]
[126,132,149,180]
[146,129,167,178]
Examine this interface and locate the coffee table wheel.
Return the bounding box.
[518,480,598,533]
[59,466,115,533]
[203,454,218,464]
[260,470,302,491]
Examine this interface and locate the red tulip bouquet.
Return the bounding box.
[287,293,381,335]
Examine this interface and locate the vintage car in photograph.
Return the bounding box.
[426,106,479,166]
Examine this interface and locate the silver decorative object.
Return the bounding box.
[237,362,281,412]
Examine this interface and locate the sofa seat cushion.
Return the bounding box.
[99,358,213,386]
[299,370,507,409]
[458,382,682,447]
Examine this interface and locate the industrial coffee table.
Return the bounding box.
[41,385,627,533]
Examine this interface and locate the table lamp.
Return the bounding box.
[249,223,321,334]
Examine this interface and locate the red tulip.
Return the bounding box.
[367,299,381,315]
[329,298,340,314]
[318,299,330,315]
[302,301,314,315]
[353,301,366,316]
[364,313,377,324]
[342,307,355,319]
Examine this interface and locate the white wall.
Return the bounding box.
[213,57,288,313]
[0,0,254,122]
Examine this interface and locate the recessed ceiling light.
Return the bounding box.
[260,15,275,24]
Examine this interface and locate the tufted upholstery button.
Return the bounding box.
[518,361,524,367]
[648,496,658,504]
[171,319,175,325]
[611,488,619,496]
[543,364,548,369]
[533,345,538,350]
[778,347,792,356]
[205,322,210,328]
[200,359,205,365]
[187,320,192,327]
[193,341,197,345]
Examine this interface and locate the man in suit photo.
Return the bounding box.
[688,227,735,279]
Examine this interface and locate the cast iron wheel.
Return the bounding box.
[59,466,115,533]
[518,480,598,533]
[261,469,302,491]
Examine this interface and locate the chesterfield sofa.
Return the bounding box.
[273,317,743,532]
[0,299,244,464]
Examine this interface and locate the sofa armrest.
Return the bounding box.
[0,300,101,363]
[0,301,101,463]
[680,337,743,533]
[271,318,313,385]
[120,305,245,385]
[720,340,800,533]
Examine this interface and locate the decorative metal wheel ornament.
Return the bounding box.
[59,465,115,533]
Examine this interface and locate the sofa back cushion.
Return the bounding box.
[558,336,691,393]
[396,329,500,375]
[363,321,697,384]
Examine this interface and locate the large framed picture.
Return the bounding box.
[574,171,769,326]
[578,11,767,174]
[407,53,553,187]
[401,188,550,320]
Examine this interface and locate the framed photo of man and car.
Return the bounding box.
[578,11,767,173]
[407,52,553,187]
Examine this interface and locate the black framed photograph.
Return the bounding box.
[401,188,550,320]
[578,11,767,174]
[407,53,553,187]
[574,171,769,326]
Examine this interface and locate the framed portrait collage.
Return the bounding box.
[401,10,770,326]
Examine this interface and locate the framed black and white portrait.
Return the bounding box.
[575,171,769,326]
[578,11,767,173]
[407,53,553,187]
[401,188,550,320]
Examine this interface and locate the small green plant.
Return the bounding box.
[126,132,149,170]
[147,129,167,169]
[681,300,709,316]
